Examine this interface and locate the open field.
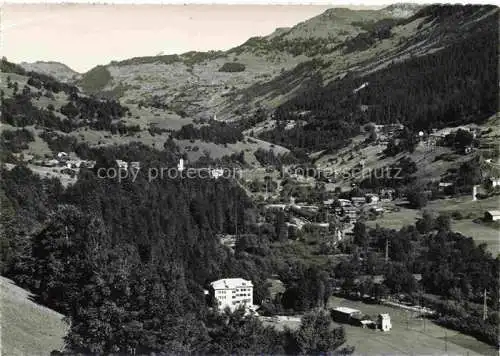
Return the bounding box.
[327,296,497,356]
[0,277,68,356]
[366,196,500,254]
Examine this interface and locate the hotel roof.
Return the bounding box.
[210,278,253,290]
[332,306,361,315]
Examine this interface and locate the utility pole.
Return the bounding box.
[385,238,389,263]
[482,289,487,320]
[444,330,448,353]
[234,206,238,237]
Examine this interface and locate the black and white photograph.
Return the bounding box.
[0,0,499,354]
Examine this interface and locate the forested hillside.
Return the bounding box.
[0,142,327,354]
[260,5,498,153]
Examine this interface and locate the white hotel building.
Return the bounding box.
[210,278,254,312]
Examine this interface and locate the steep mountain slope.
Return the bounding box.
[3,5,497,166]
[68,4,425,121]
[19,61,81,83]
[69,4,496,130]
[258,4,498,152]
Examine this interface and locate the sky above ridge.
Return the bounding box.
[1,3,388,72]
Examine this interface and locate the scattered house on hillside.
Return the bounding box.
[61,168,77,177]
[177,158,185,172]
[57,152,69,162]
[323,198,336,206]
[365,193,379,204]
[311,222,330,229]
[351,197,366,207]
[217,234,236,249]
[373,124,404,141]
[294,203,319,211]
[484,210,500,222]
[370,206,385,215]
[42,159,59,167]
[211,168,224,179]
[66,160,82,169]
[264,204,287,211]
[487,177,500,189]
[116,160,128,170]
[209,278,255,313]
[379,188,395,201]
[378,314,392,331]
[80,160,96,169]
[338,199,352,207]
[354,275,385,286]
[343,206,359,221]
[353,82,369,94]
[438,182,454,192]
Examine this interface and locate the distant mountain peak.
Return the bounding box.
[19,61,81,83]
[382,3,424,18]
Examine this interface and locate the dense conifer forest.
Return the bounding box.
[260,5,498,153]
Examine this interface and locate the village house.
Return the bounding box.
[210,278,254,312]
[379,188,395,201]
[343,206,359,221]
[116,160,128,170]
[487,177,500,189]
[351,197,366,207]
[323,198,335,206]
[42,159,59,167]
[438,181,454,193]
[337,199,352,207]
[331,307,362,324]
[484,210,500,222]
[365,193,379,204]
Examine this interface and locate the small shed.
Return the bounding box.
[331,307,361,323]
[484,210,500,222]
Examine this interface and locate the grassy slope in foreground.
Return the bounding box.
[0,276,68,355]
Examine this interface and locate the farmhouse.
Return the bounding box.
[351,197,366,206]
[379,188,395,201]
[337,199,352,207]
[487,177,500,189]
[484,210,500,222]
[342,206,359,220]
[42,159,59,167]
[115,160,128,170]
[331,307,362,324]
[378,313,392,331]
[365,193,379,203]
[210,278,254,312]
[264,204,287,211]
